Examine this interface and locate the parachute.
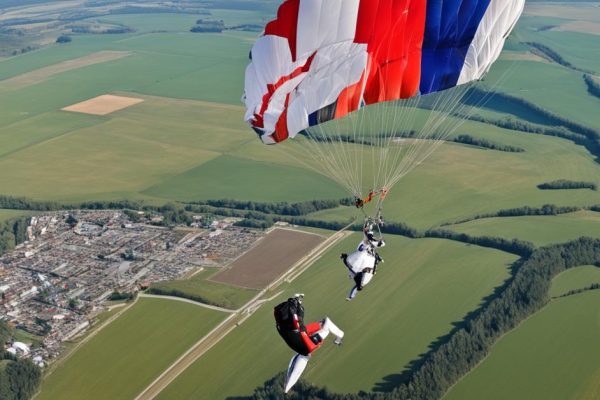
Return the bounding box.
[244,0,525,216]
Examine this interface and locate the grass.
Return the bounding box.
[308,122,600,230]
[143,154,347,202]
[484,58,600,130]
[96,13,201,34]
[36,297,227,400]
[446,211,600,247]
[12,328,44,348]
[0,11,597,399]
[1,16,599,228]
[157,234,516,399]
[443,290,600,400]
[549,265,600,297]
[149,269,258,310]
[0,209,34,222]
[519,23,600,74]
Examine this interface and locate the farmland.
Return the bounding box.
[1,1,599,400]
[210,228,324,289]
[443,291,600,400]
[36,297,227,400]
[447,211,600,247]
[0,7,599,226]
[0,209,35,222]
[156,234,517,399]
[148,269,258,310]
[550,265,600,297]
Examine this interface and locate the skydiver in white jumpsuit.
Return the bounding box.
[340,221,385,300]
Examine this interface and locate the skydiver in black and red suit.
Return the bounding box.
[274,294,344,393]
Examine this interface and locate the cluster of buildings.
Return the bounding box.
[0,210,264,365]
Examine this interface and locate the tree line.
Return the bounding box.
[555,282,600,299]
[190,19,225,33]
[525,42,593,74]
[537,179,597,191]
[441,204,583,226]
[146,286,232,309]
[0,321,41,400]
[583,74,600,100]
[231,237,600,400]
[424,229,535,257]
[108,291,137,301]
[466,87,600,142]
[452,134,524,152]
[0,216,31,256]
[191,198,354,216]
[1,194,590,259]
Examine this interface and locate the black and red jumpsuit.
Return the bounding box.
[276,311,323,356]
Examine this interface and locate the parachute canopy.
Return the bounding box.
[244,0,525,144]
[243,0,524,211]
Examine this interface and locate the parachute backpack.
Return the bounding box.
[274,297,304,331]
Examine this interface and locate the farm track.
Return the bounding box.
[0,51,131,90]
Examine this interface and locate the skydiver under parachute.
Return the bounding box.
[341,218,385,300]
[245,0,526,393]
[274,294,344,393]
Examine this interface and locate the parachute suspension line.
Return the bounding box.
[387,84,469,189]
[375,13,427,207]
[303,127,359,197]
[383,54,521,192]
[286,15,523,216]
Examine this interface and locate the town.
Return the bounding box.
[0,210,264,366]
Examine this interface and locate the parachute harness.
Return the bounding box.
[354,187,387,242]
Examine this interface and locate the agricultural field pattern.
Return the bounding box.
[0,1,599,400]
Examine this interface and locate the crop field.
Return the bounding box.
[443,290,600,400]
[211,228,324,289]
[0,8,599,223]
[36,297,227,400]
[0,51,131,90]
[156,234,516,399]
[446,211,600,247]
[0,93,347,203]
[142,153,347,202]
[305,124,600,230]
[150,269,258,310]
[549,265,600,298]
[62,94,144,116]
[2,3,599,400]
[485,59,600,130]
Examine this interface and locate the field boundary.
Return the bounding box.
[0,51,131,90]
[209,228,325,289]
[138,293,236,313]
[134,225,352,400]
[38,297,139,383]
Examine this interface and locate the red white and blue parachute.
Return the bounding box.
[244,0,525,208]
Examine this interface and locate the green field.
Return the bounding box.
[1,3,600,400]
[444,290,600,400]
[446,211,600,247]
[157,234,516,399]
[0,10,599,228]
[550,265,600,297]
[0,209,33,222]
[37,297,227,400]
[306,125,600,230]
[149,269,258,310]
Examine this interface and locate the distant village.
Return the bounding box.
[0,210,265,367]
